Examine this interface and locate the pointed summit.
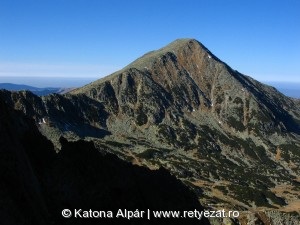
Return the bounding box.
[125,38,217,71]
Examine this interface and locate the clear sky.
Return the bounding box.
[1,0,300,86]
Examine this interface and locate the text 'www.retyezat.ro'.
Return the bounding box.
[62,209,240,220]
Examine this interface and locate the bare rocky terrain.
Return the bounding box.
[1,39,299,224]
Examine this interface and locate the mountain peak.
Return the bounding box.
[158,38,200,50]
[125,38,212,71]
[160,38,203,50]
[71,38,217,93]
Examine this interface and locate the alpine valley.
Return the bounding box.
[1,39,300,225]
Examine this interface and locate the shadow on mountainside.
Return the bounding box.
[0,97,210,225]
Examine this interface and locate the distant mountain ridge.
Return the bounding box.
[1,38,299,224]
[0,83,73,96]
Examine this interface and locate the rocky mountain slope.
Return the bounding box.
[1,38,299,224]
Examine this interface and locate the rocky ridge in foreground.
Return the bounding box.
[0,97,210,225]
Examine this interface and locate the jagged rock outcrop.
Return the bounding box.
[1,38,299,224]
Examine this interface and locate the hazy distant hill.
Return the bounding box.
[0,83,73,96]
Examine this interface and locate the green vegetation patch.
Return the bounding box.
[233,97,243,105]
[228,184,284,208]
[135,106,148,126]
[137,148,161,159]
[279,144,300,161]
[226,116,245,132]
[157,124,176,144]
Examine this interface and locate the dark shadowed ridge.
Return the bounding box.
[0,97,210,225]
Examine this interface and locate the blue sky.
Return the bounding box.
[0,0,300,86]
